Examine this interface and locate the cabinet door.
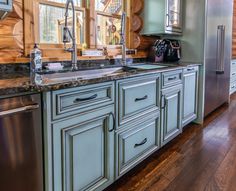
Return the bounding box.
[50,106,114,191]
[0,0,12,10]
[183,69,198,126]
[161,84,182,146]
[166,0,182,33]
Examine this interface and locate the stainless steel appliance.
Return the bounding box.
[204,0,233,116]
[0,94,43,191]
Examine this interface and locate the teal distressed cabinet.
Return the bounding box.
[182,67,199,126]
[142,0,183,35]
[160,70,183,146]
[43,82,115,191]
[115,74,161,178]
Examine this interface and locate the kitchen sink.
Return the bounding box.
[40,67,124,84]
[127,64,169,70]
[39,64,169,85]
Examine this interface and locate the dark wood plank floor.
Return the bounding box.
[105,94,236,191]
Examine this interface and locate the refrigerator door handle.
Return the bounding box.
[216,25,226,74]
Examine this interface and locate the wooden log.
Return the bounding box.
[133,33,156,50]
[133,0,144,14]
[131,15,143,32]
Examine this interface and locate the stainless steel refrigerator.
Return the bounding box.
[204,0,233,116]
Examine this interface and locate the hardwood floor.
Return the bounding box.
[105,94,236,191]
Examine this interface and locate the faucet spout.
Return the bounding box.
[64,0,78,71]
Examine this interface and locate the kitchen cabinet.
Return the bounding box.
[0,0,12,20]
[43,82,115,191]
[142,0,182,36]
[161,70,183,146]
[182,67,199,126]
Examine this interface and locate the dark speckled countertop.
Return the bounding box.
[0,62,202,97]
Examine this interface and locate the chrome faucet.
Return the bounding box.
[63,0,78,70]
[120,12,127,66]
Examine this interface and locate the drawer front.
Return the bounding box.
[162,70,183,88]
[117,74,159,127]
[230,81,236,94]
[231,60,236,70]
[231,71,236,82]
[52,82,114,120]
[183,66,198,74]
[116,113,160,177]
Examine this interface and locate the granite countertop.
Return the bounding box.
[0,62,202,97]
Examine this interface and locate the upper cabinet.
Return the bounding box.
[141,0,182,36]
[0,0,12,20]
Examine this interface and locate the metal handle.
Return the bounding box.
[0,104,39,117]
[161,95,167,109]
[187,68,195,72]
[168,76,177,81]
[232,73,236,76]
[74,94,98,103]
[134,138,147,148]
[108,112,116,132]
[216,25,225,74]
[135,95,148,102]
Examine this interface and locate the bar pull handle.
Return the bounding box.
[161,95,167,109]
[134,138,147,148]
[74,94,98,103]
[216,25,225,74]
[0,104,39,117]
[135,95,148,102]
[108,112,116,132]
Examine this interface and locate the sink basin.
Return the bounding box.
[127,64,168,70]
[40,67,123,83]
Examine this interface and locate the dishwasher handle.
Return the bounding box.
[0,104,39,117]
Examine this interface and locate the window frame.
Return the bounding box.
[23,0,131,58]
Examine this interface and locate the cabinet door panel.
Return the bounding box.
[51,106,114,191]
[182,67,198,126]
[64,120,105,191]
[161,85,182,146]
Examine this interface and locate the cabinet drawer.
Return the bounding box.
[52,82,114,120]
[231,61,236,70]
[162,70,183,88]
[230,82,236,94]
[116,113,160,177]
[117,74,159,127]
[231,71,236,82]
[183,66,198,74]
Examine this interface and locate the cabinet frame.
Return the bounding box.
[43,92,115,191]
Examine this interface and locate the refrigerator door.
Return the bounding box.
[204,0,233,116]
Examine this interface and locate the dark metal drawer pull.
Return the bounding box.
[168,76,177,81]
[135,95,148,102]
[187,68,195,71]
[74,94,98,103]
[232,73,236,76]
[134,138,147,148]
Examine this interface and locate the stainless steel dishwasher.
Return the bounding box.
[0,94,44,191]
